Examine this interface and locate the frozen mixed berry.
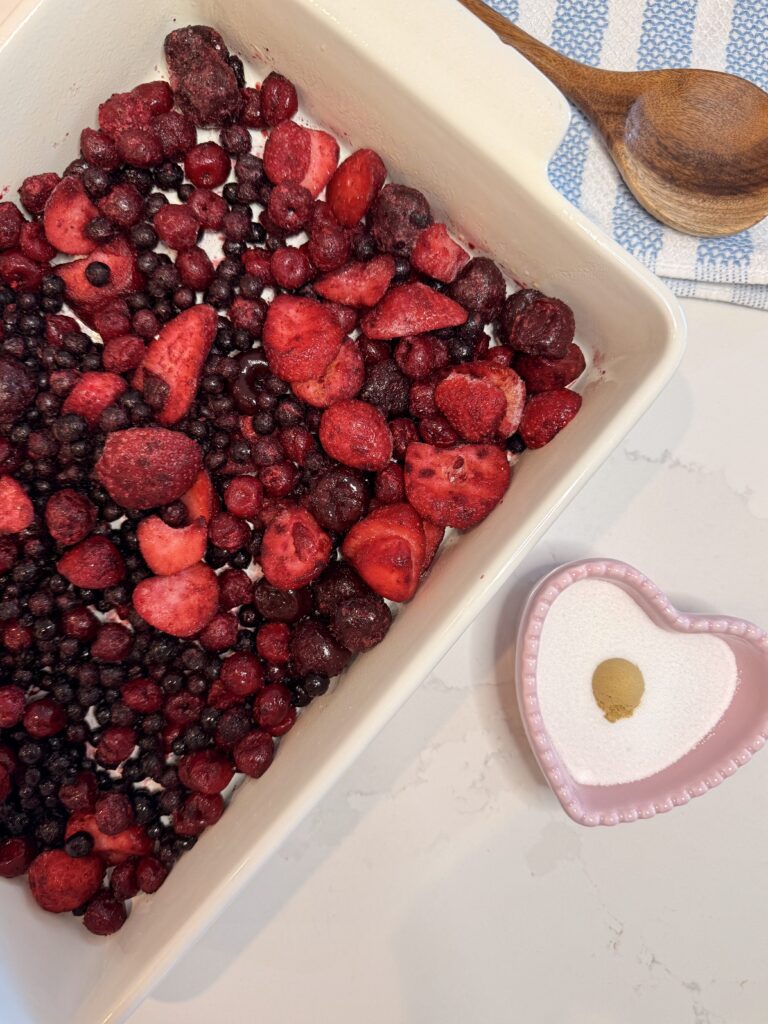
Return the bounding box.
[0,22,585,940]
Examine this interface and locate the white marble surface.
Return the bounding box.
[130,298,768,1024]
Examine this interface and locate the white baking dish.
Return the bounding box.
[0,0,685,1020]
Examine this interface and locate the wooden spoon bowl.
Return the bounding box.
[460,0,768,236]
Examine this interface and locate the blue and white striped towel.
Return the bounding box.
[488,0,768,308]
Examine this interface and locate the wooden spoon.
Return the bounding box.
[460,0,768,236]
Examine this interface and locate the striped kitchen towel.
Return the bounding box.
[488,0,768,308]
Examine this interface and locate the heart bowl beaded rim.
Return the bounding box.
[516,559,768,827]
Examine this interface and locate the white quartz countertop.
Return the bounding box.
[130,297,768,1024]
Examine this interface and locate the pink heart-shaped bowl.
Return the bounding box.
[516,559,768,826]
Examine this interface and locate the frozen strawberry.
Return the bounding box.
[181,470,216,524]
[57,536,125,589]
[62,371,127,426]
[301,129,340,198]
[518,388,582,449]
[292,338,364,408]
[43,177,98,255]
[28,850,104,913]
[102,334,146,374]
[410,223,470,283]
[95,427,202,510]
[133,563,219,637]
[404,442,510,529]
[177,750,234,794]
[319,399,392,471]
[262,294,344,382]
[65,812,151,866]
[327,149,387,227]
[434,372,506,442]
[56,238,142,309]
[514,342,586,394]
[421,519,445,575]
[314,255,395,308]
[261,506,332,590]
[134,305,217,424]
[45,489,97,546]
[98,90,153,139]
[263,121,311,187]
[137,515,208,575]
[0,476,33,534]
[458,362,526,438]
[263,122,339,199]
[342,503,426,602]
[361,283,468,339]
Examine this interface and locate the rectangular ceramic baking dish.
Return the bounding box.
[0,0,686,1020]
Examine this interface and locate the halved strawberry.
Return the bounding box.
[181,470,216,524]
[134,304,217,424]
[326,149,387,227]
[410,223,470,283]
[260,506,332,590]
[301,128,340,198]
[341,503,426,602]
[263,121,311,187]
[28,850,104,913]
[57,536,126,589]
[361,282,468,339]
[292,338,364,408]
[514,342,586,394]
[263,121,339,198]
[457,362,526,438]
[421,520,445,575]
[404,442,510,529]
[0,476,33,534]
[434,372,506,442]
[95,427,202,510]
[518,388,582,449]
[43,177,98,255]
[314,255,395,308]
[133,563,219,638]
[56,238,143,308]
[137,515,208,575]
[65,812,152,866]
[319,399,392,471]
[62,371,127,426]
[262,294,344,382]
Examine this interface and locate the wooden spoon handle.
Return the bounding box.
[457,0,626,122]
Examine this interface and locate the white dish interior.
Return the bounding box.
[0,0,685,1021]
